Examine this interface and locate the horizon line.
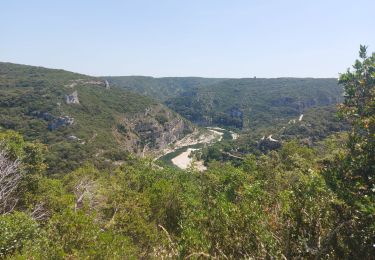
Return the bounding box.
[0,60,340,79]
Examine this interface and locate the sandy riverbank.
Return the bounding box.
[155,128,222,160]
[168,128,224,171]
[171,148,207,171]
[158,126,239,172]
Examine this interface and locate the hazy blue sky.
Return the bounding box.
[1,0,374,77]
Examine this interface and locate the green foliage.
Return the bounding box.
[107,75,343,129]
[0,62,191,174]
[155,113,169,125]
[0,211,39,258]
[323,46,375,257]
[0,130,52,216]
[24,176,74,215]
[105,76,226,101]
[47,210,101,254]
[0,130,47,174]
[18,210,138,259]
[0,130,359,258]
[116,123,127,134]
[1,48,373,259]
[197,104,348,166]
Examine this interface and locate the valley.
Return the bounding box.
[158,126,230,170]
[1,1,373,258]
[0,62,347,173]
[0,62,194,173]
[0,49,372,259]
[106,76,343,130]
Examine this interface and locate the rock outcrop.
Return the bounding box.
[31,111,74,130]
[48,116,74,130]
[105,80,110,90]
[258,135,281,152]
[114,105,194,155]
[67,135,81,141]
[65,91,79,104]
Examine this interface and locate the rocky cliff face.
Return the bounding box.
[114,104,194,155]
[65,91,80,104]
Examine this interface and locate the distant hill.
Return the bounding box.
[1,64,344,173]
[0,63,193,173]
[104,76,226,101]
[106,76,343,129]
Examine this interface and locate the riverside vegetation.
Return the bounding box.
[0,47,374,258]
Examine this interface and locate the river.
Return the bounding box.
[158,127,234,171]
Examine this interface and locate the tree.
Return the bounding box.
[323,45,375,258]
[0,151,21,214]
[0,211,39,258]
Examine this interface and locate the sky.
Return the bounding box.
[0,0,374,78]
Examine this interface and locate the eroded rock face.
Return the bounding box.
[156,116,192,149]
[67,135,80,141]
[105,80,110,90]
[31,111,74,131]
[114,105,194,155]
[65,91,79,104]
[65,79,107,88]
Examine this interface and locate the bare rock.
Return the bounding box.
[105,80,110,89]
[65,91,79,104]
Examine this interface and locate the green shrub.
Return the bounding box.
[0,211,39,258]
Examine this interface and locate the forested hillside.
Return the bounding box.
[108,76,343,129]
[197,104,350,166]
[0,47,373,259]
[104,76,226,101]
[0,63,193,173]
[166,78,343,129]
[109,75,347,160]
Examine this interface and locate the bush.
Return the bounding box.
[0,211,39,258]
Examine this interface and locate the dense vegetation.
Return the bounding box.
[197,104,349,165]
[104,76,226,102]
[0,47,373,258]
[108,75,343,129]
[166,78,343,129]
[0,63,192,174]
